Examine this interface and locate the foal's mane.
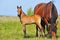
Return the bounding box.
[21,9,27,16]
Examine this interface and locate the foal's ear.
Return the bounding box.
[20,6,22,8]
[17,6,19,9]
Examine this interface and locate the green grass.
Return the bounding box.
[0,16,60,40]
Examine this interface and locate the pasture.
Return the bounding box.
[0,16,60,40]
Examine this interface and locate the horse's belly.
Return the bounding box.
[22,18,35,24]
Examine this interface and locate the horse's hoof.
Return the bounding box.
[42,35,45,38]
[36,35,38,37]
[24,36,27,38]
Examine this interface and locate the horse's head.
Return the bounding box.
[17,6,22,17]
[49,19,58,37]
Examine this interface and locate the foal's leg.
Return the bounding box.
[36,19,45,37]
[36,25,38,37]
[22,24,26,38]
[37,21,45,37]
[36,25,40,37]
[36,18,45,37]
[37,23,45,37]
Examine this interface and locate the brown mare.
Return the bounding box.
[17,6,45,38]
[34,1,58,38]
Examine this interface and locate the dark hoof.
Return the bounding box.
[24,36,27,38]
[36,35,38,37]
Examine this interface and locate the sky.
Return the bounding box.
[0,0,60,16]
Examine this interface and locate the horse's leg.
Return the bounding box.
[49,29,56,40]
[22,24,26,38]
[44,18,50,26]
[46,25,51,38]
[37,23,45,37]
[36,18,45,37]
[50,25,57,39]
[51,31,56,39]
[41,20,45,35]
[36,25,38,37]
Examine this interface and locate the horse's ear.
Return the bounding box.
[20,6,22,8]
[17,6,19,9]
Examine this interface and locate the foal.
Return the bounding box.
[17,6,44,38]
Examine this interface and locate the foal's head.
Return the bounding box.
[17,6,22,17]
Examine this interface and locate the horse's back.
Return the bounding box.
[34,1,58,21]
[34,3,46,17]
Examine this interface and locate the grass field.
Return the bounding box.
[0,16,60,40]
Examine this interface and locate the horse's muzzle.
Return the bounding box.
[18,15,20,17]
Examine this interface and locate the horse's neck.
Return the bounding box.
[20,12,26,22]
[21,12,26,18]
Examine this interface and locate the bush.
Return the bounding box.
[27,8,34,15]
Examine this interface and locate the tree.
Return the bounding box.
[27,8,34,15]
